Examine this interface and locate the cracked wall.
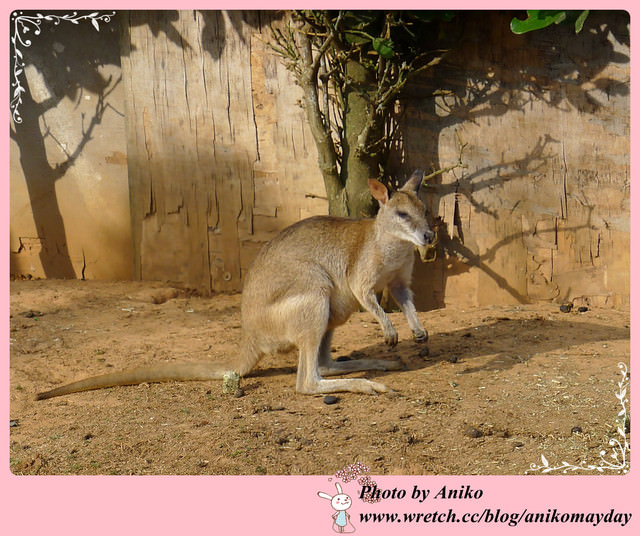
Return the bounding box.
[409,11,629,309]
[121,11,326,293]
[11,10,630,310]
[10,14,132,280]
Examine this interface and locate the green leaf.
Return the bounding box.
[510,10,567,35]
[344,31,371,45]
[574,10,589,33]
[372,37,394,58]
[409,11,436,23]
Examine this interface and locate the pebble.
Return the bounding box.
[20,310,44,318]
[323,395,339,405]
[577,306,589,313]
[234,388,245,398]
[559,304,572,313]
[418,347,430,358]
[465,426,483,438]
[571,426,583,434]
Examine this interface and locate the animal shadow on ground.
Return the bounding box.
[248,315,629,383]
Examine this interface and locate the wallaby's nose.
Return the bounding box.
[424,230,435,245]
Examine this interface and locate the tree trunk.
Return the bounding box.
[342,59,380,218]
[292,26,348,217]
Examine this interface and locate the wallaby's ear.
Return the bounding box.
[400,169,424,194]
[368,179,389,205]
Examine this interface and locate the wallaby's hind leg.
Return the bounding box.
[232,337,266,377]
[318,330,403,377]
[294,300,392,395]
[297,340,390,394]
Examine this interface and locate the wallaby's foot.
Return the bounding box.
[298,378,390,395]
[384,327,398,346]
[319,358,403,377]
[412,328,428,343]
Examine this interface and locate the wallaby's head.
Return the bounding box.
[369,170,435,247]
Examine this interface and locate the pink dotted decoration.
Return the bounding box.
[334,461,369,482]
[334,462,381,503]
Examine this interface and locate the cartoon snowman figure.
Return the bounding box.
[318,482,355,533]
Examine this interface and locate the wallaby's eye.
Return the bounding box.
[396,210,410,220]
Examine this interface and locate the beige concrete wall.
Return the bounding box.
[10,12,132,280]
[407,11,629,309]
[9,10,629,311]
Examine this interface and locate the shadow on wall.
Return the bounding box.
[124,10,280,60]
[399,11,629,310]
[9,9,273,280]
[10,12,122,278]
[10,10,628,302]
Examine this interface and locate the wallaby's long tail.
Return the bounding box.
[35,362,230,400]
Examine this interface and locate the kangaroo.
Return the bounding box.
[36,169,434,400]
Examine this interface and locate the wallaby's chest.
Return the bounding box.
[349,242,415,293]
[373,259,410,292]
[377,242,414,273]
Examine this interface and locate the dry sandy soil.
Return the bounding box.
[9,279,630,476]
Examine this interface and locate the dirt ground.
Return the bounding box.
[9,279,630,476]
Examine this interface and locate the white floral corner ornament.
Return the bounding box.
[10,11,116,124]
[528,362,630,474]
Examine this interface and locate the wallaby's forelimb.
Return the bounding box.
[358,289,399,346]
[389,281,428,342]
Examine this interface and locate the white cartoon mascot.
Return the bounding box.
[318,482,356,533]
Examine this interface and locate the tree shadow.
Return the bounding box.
[395,10,629,310]
[122,10,283,60]
[10,11,122,278]
[11,10,282,280]
[199,10,283,60]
